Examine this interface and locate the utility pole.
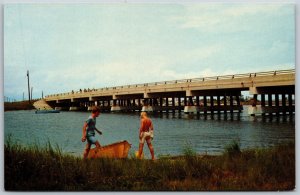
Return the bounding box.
[31,87,33,101]
[27,70,31,103]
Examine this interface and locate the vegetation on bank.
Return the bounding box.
[4,101,35,111]
[5,139,295,191]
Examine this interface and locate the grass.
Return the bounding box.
[4,139,295,191]
[224,140,241,156]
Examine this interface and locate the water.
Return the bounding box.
[4,106,295,158]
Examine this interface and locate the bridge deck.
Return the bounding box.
[45,69,295,102]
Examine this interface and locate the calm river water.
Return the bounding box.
[4,106,295,158]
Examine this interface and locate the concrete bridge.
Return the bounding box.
[45,69,295,116]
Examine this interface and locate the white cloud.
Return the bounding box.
[223,4,282,17]
[173,4,286,33]
[180,15,221,30]
[184,45,222,60]
[154,68,217,81]
[269,40,290,54]
[258,63,295,71]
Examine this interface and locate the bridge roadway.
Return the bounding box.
[45,69,295,115]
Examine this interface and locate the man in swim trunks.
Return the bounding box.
[137,111,155,160]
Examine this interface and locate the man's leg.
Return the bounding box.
[146,138,155,160]
[83,143,91,159]
[95,140,101,148]
[138,143,144,159]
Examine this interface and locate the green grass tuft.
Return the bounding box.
[224,139,241,157]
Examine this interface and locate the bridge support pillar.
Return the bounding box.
[248,105,263,116]
[249,86,295,116]
[210,95,214,115]
[111,106,124,112]
[142,105,154,112]
[70,106,80,111]
[184,106,198,114]
[216,96,220,114]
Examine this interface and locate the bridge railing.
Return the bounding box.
[45,69,295,98]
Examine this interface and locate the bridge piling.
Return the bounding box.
[223,96,226,114]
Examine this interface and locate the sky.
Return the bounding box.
[3,3,295,101]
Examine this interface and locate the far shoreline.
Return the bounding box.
[4,101,36,111]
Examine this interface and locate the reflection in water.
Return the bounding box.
[152,111,294,124]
